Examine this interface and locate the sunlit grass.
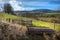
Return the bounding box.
[20,16,60,31]
[32,20,60,31]
[0,12,60,31]
[0,13,18,19]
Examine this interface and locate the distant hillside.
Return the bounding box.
[14,11,29,14]
[32,9,54,13]
[14,9,60,14]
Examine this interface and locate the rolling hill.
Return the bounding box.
[14,9,60,14]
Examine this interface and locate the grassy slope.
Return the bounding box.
[21,17,60,31]
[32,20,60,31]
[46,12,60,14]
[0,13,19,19]
[0,12,60,31]
[33,13,60,31]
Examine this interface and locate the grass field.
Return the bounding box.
[0,12,19,19]
[32,20,60,31]
[20,16,60,31]
[46,12,60,14]
[0,12,60,31]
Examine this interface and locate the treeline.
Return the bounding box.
[21,13,60,18]
[20,12,60,23]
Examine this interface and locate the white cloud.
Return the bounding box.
[9,0,24,11]
[0,0,3,4]
[0,0,35,11]
[0,0,2,2]
[23,7,36,11]
[9,0,36,11]
[0,7,3,12]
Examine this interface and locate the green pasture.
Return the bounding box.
[0,12,60,31]
[32,20,60,31]
[0,13,18,19]
[20,16,60,31]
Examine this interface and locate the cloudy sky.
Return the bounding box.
[0,0,60,11]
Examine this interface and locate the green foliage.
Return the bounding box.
[4,3,14,15]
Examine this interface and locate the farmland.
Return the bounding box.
[0,12,60,40]
[0,12,19,19]
[20,12,60,31]
[21,17,60,31]
[0,12,60,31]
[0,1,60,40]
